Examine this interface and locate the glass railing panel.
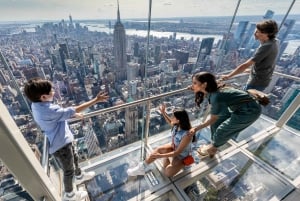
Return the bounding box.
[179,151,294,200]
[215,0,297,75]
[286,105,300,131]
[225,72,300,123]
[247,128,300,181]
[262,75,299,121]
[72,89,209,162]
[151,0,238,77]
[0,161,34,201]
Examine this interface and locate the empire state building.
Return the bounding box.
[113,1,127,81]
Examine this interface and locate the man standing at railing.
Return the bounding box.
[221,19,279,91]
[24,78,109,201]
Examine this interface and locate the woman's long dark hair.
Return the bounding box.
[173,108,195,142]
[192,72,219,107]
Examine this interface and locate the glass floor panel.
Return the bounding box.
[234,116,274,143]
[84,147,171,201]
[247,128,300,181]
[178,151,294,201]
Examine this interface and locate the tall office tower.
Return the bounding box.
[234,21,249,48]
[278,19,296,44]
[0,70,8,85]
[59,43,70,72]
[69,14,74,28]
[241,23,256,49]
[173,49,189,64]
[154,45,161,64]
[278,41,288,59]
[125,106,138,141]
[127,62,139,81]
[133,42,139,57]
[292,46,300,66]
[263,10,274,19]
[113,1,127,81]
[196,37,214,63]
[82,121,102,158]
[129,80,138,97]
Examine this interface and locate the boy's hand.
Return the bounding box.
[96,92,109,102]
[73,113,84,119]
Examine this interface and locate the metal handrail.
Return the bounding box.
[273,71,300,82]
[68,87,189,122]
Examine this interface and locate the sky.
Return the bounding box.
[0,0,299,22]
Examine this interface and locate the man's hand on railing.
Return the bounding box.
[219,74,230,81]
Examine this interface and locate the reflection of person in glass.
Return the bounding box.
[221,19,279,91]
[189,72,261,158]
[127,105,194,177]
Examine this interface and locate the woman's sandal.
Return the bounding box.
[197,144,217,159]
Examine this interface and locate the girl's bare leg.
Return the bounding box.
[164,157,185,177]
[145,143,173,164]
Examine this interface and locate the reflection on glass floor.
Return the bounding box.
[247,127,300,181]
[81,116,297,200]
[181,151,293,201]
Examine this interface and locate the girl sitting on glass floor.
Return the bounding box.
[127,104,195,177]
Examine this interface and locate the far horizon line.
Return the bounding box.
[1,14,300,24]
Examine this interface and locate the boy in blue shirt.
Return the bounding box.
[24,78,109,201]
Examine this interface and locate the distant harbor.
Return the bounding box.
[82,23,223,42]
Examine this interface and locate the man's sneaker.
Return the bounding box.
[75,171,95,185]
[127,162,146,176]
[63,190,88,201]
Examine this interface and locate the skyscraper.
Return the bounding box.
[234,21,248,48]
[278,19,296,44]
[263,10,274,19]
[113,1,127,81]
[196,37,214,63]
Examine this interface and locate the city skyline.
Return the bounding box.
[0,0,299,22]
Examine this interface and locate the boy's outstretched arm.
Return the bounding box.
[74,92,109,113]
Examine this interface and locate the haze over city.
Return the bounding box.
[0,0,299,22]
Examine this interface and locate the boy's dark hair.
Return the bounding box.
[24,78,52,102]
[256,19,278,40]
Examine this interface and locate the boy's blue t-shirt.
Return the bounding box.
[31,102,76,154]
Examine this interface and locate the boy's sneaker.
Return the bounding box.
[127,162,146,176]
[75,171,95,185]
[63,190,88,201]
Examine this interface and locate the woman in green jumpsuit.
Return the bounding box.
[189,72,262,158]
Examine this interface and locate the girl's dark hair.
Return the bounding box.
[256,19,278,40]
[24,78,52,102]
[192,72,218,107]
[173,108,195,142]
